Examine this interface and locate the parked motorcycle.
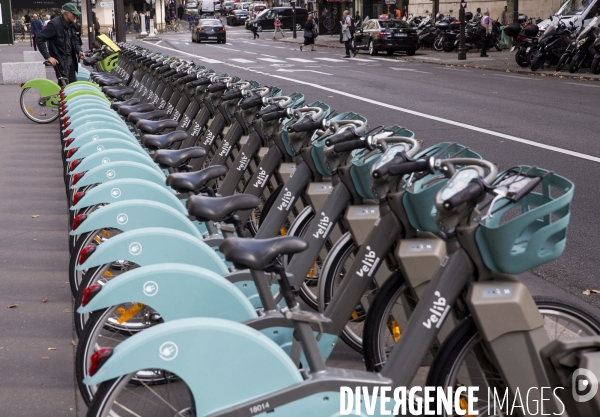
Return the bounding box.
[566,16,600,73]
[530,17,577,71]
[506,21,540,67]
[455,18,502,52]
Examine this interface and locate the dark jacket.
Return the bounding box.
[31,19,43,36]
[36,15,82,76]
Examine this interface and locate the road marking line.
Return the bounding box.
[350,58,377,62]
[276,69,332,75]
[257,58,283,63]
[204,44,240,52]
[391,68,431,74]
[230,58,256,63]
[287,58,316,63]
[244,51,258,54]
[315,58,345,62]
[261,54,277,58]
[185,43,189,45]
[492,74,539,80]
[150,43,600,163]
[566,82,600,88]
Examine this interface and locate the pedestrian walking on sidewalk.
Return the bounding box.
[188,13,195,31]
[501,6,509,26]
[30,14,43,51]
[250,14,260,40]
[133,11,140,33]
[125,13,131,33]
[480,9,491,57]
[300,15,316,51]
[36,3,86,84]
[273,15,285,39]
[341,10,358,58]
[178,4,185,21]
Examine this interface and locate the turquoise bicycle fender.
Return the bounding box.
[71,179,179,212]
[67,138,146,161]
[65,115,126,133]
[65,129,137,149]
[74,67,91,82]
[65,80,100,91]
[65,121,129,140]
[64,96,111,110]
[78,263,255,321]
[70,199,201,238]
[77,227,227,274]
[70,161,166,189]
[84,317,303,416]
[63,89,109,103]
[65,107,120,122]
[64,101,111,115]
[70,150,158,175]
[62,85,101,96]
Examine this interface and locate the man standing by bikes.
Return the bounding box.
[36,3,85,84]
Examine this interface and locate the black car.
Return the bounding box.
[353,19,418,56]
[246,7,307,32]
[192,19,226,43]
[227,10,249,26]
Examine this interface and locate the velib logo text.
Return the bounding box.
[253,168,268,188]
[422,291,451,330]
[313,212,332,239]
[356,246,380,278]
[276,188,293,211]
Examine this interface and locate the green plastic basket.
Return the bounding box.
[311,112,367,177]
[476,166,574,275]
[350,126,416,200]
[403,143,482,233]
[281,101,330,158]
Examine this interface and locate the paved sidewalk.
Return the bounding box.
[0,41,78,416]
[273,34,600,81]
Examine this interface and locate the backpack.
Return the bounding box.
[349,17,355,35]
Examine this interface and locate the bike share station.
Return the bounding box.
[10,14,600,416]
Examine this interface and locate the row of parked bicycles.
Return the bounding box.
[55,41,600,416]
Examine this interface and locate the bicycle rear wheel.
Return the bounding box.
[20,87,59,124]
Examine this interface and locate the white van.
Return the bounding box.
[537,0,598,32]
[201,0,222,15]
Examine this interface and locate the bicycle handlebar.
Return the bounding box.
[221,88,243,101]
[240,93,263,110]
[325,129,356,146]
[387,159,430,177]
[261,108,289,122]
[208,81,227,93]
[442,179,487,210]
[257,104,282,117]
[287,116,323,133]
[332,138,366,153]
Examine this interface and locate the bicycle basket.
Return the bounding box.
[350,126,416,200]
[280,101,330,158]
[476,166,574,275]
[311,112,368,177]
[403,143,481,233]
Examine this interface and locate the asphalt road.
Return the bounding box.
[142,25,600,307]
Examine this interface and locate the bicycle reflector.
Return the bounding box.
[62,120,70,130]
[89,347,113,376]
[71,191,86,207]
[78,245,96,265]
[72,214,87,230]
[81,284,102,307]
[69,159,82,172]
[64,129,73,138]
[64,137,75,148]
[72,172,85,186]
[67,147,79,159]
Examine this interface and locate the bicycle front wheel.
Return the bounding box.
[425,297,600,416]
[20,87,59,123]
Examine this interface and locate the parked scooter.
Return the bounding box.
[505,21,540,67]
[565,16,600,73]
[531,16,577,71]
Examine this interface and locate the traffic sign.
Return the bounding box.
[100,1,114,6]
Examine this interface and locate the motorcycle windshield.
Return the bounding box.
[578,16,599,39]
[541,26,557,42]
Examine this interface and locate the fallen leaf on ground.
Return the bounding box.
[582,289,600,295]
[31,215,40,218]
[41,356,50,360]
[48,348,56,350]
[7,304,17,308]
[71,340,77,346]
[63,309,71,313]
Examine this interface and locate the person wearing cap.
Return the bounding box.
[36,2,85,84]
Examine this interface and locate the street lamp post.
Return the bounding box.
[458,2,467,60]
[292,0,297,39]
